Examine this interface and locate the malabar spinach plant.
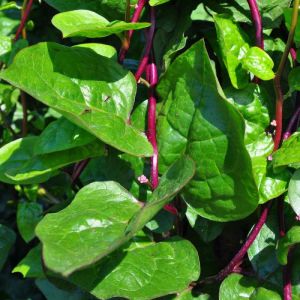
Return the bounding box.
[1,0,300,299]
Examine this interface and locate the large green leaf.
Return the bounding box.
[0,224,16,270]
[157,40,259,221]
[219,274,281,300]
[36,156,195,276]
[213,14,250,89]
[288,169,300,216]
[70,238,200,300]
[284,8,300,45]
[0,42,153,157]
[44,0,138,21]
[273,132,300,168]
[277,226,300,265]
[52,10,150,39]
[17,202,43,243]
[0,136,104,184]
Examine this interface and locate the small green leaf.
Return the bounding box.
[219,274,281,300]
[0,42,153,157]
[0,136,104,184]
[149,0,171,6]
[213,14,250,89]
[52,10,150,38]
[0,224,16,270]
[277,226,300,265]
[34,118,96,155]
[242,47,275,80]
[0,2,21,11]
[73,43,117,60]
[273,132,300,168]
[288,169,300,216]
[70,238,200,300]
[17,202,43,243]
[36,156,195,276]
[12,245,44,278]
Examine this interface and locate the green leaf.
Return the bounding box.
[213,14,250,89]
[242,47,275,81]
[73,43,117,60]
[157,40,259,221]
[17,202,43,243]
[52,10,150,39]
[273,132,300,168]
[0,2,21,11]
[0,36,11,61]
[0,136,104,184]
[284,8,300,45]
[248,208,280,280]
[288,169,300,216]
[288,67,300,92]
[0,42,153,157]
[36,156,195,276]
[44,0,138,21]
[277,226,300,265]
[34,117,96,155]
[12,245,44,278]
[186,207,223,243]
[252,157,290,204]
[224,84,273,159]
[70,238,200,300]
[0,224,16,270]
[170,290,212,300]
[191,0,289,29]
[219,274,281,300]
[149,0,171,6]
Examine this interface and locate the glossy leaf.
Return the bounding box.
[157,40,259,221]
[17,202,43,243]
[44,0,138,21]
[73,43,117,60]
[213,14,250,89]
[12,245,44,278]
[273,132,300,168]
[71,238,200,300]
[241,47,275,80]
[0,42,153,157]
[0,136,104,184]
[288,169,300,216]
[0,224,16,270]
[219,274,281,300]
[277,226,300,265]
[34,117,96,155]
[36,156,195,275]
[52,10,150,39]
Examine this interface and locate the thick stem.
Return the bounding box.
[273,0,299,151]
[14,0,34,41]
[283,105,300,140]
[215,202,271,281]
[119,0,148,63]
[135,7,156,81]
[247,0,264,49]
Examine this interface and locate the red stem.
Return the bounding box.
[247,0,264,49]
[215,202,271,281]
[119,0,148,63]
[135,7,156,82]
[14,0,34,42]
[71,159,90,184]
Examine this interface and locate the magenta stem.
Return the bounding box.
[290,48,297,63]
[247,0,264,49]
[14,0,34,41]
[283,106,300,140]
[119,0,148,63]
[135,7,156,82]
[146,59,159,189]
[215,202,271,281]
[71,159,90,184]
